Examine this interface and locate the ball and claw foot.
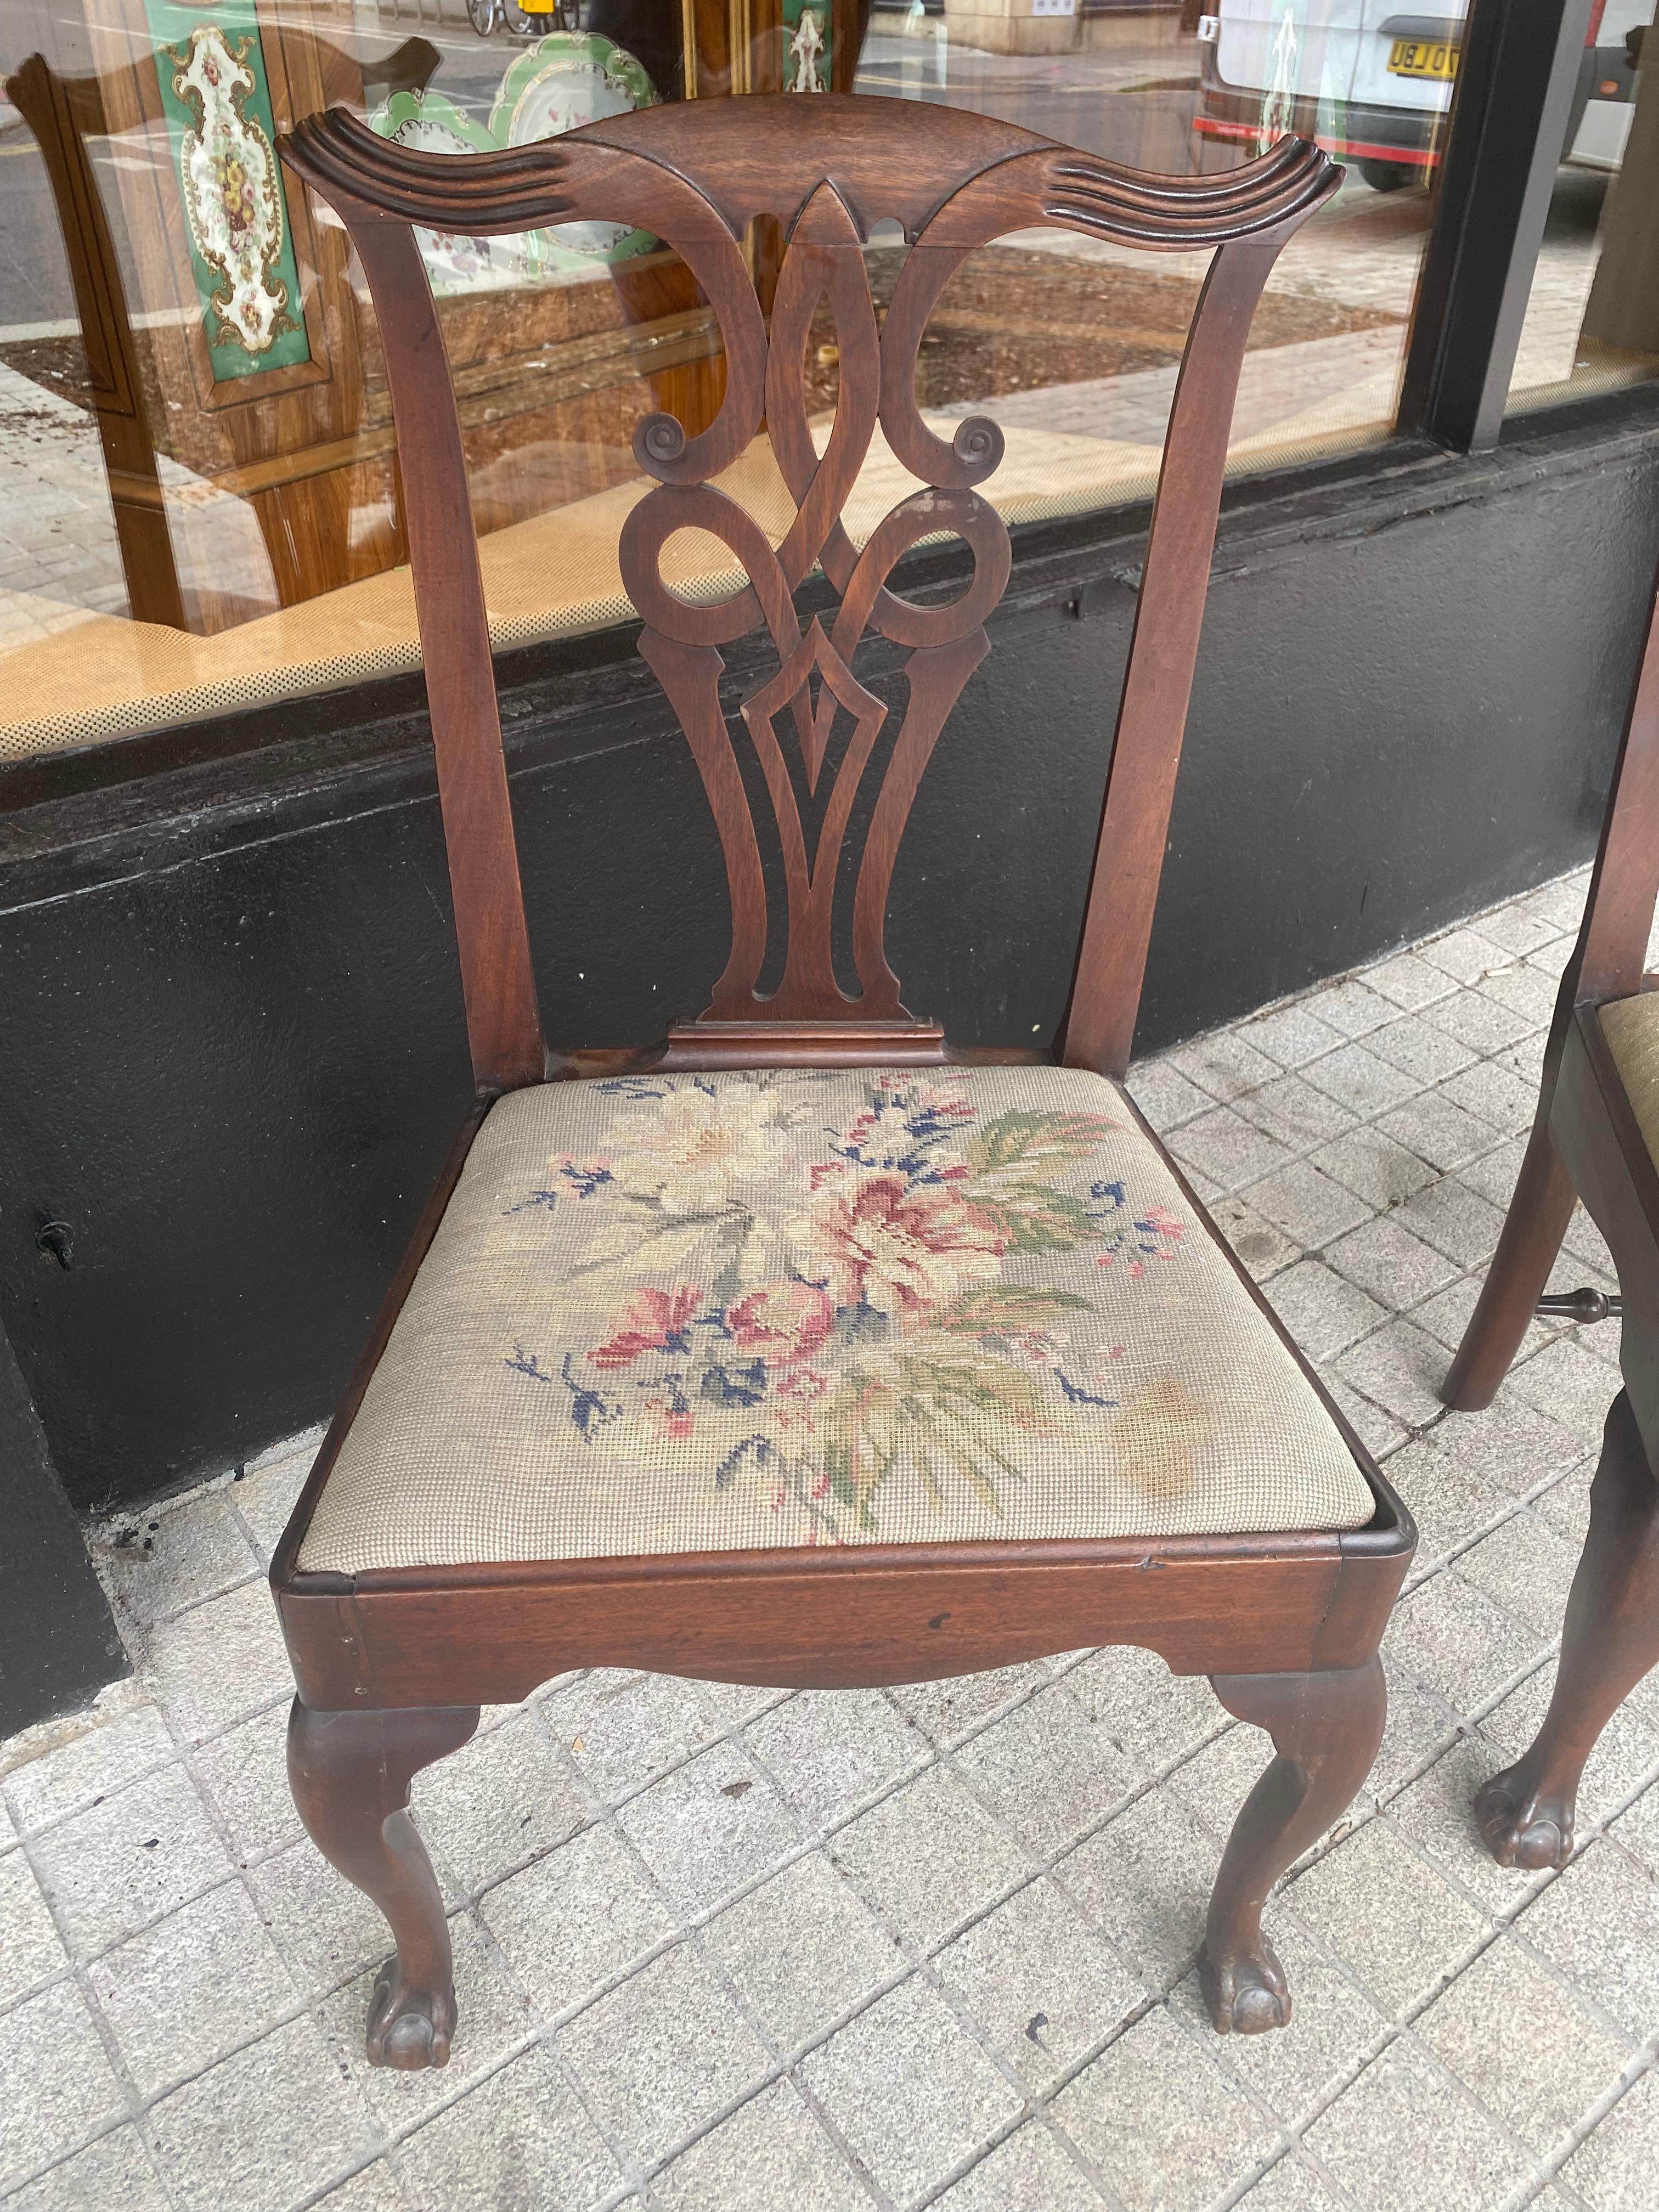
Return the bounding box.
[366,1965,455,2071]
[1474,1764,1575,1870]
[1199,1937,1291,2035]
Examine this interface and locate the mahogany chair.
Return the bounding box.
[1441,556,1659,1870]
[270,94,1414,2068]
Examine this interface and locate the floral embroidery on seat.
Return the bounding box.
[504,1155,615,1210]
[1088,1186,1185,1276]
[499,1071,1197,1542]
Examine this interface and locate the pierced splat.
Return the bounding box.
[618,182,1006,1065]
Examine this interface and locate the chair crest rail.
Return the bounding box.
[282,102,1333,249]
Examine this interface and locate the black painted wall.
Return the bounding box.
[1,394,1654,1515]
[0,1327,127,1731]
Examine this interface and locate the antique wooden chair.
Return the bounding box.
[1441,557,1659,1870]
[271,94,1414,2068]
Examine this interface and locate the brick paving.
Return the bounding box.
[2,864,1656,2211]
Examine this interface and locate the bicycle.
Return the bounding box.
[466,0,580,36]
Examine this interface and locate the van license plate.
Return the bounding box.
[1387,37,1458,78]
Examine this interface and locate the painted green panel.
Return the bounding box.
[783,0,832,93]
[143,0,311,379]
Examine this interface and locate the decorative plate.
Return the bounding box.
[369,36,658,295]
[369,89,534,294]
[491,35,659,271]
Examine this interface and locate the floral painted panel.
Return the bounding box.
[783,0,833,93]
[144,1,311,379]
[302,1068,1372,1575]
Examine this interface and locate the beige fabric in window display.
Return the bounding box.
[1582,52,1659,360]
[296,1064,1374,1575]
[0,363,1417,765]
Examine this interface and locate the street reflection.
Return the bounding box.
[0,0,1649,760]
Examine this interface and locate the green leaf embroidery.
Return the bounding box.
[973,1182,1104,1254]
[933,1284,1095,1335]
[802,1351,1062,1537]
[967,1109,1118,1176]
[967,1111,1052,1173]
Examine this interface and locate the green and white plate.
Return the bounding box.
[369,36,659,294]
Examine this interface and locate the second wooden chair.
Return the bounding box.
[1443,556,1659,1869]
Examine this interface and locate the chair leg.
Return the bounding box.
[1441,1120,1577,1411]
[1201,1657,1386,2034]
[1475,1389,1659,1869]
[286,1699,480,2069]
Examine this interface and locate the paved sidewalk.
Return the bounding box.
[4,866,1657,2212]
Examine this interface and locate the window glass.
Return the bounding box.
[863,0,1443,521]
[1507,0,1659,413]
[0,0,1439,763]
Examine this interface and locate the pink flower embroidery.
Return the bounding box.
[1094,1201,1186,1271]
[728,1281,833,1366]
[590,1285,702,1370]
[1006,1328,1065,1370]
[796,1172,1005,1319]
[1040,1111,1121,1154]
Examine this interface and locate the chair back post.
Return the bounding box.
[334,201,545,1096]
[1060,231,1290,1081]
[7,53,190,633]
[1571,553,1659,1012]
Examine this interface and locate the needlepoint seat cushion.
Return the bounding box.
[296,1065,1374,1573]
[1600,992,1659,1167]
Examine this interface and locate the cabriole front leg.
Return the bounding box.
[287,1700,480,2069]
[1200,1657,1386,2034]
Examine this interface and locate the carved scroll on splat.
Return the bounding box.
[279,101,1339,1077]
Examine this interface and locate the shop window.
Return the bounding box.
[1506,0,1659,413]
[0,2,1491,761]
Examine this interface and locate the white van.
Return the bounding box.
[1194,0,1650,190]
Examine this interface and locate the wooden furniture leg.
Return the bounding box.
[1201,1657,1386,2033]
[1475,1390,1659,1868]
[287,1700,480,2068]
[1441,1118,1578,1411]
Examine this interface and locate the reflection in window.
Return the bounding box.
[1508,0,1659,411]
[0,0,1444,762]
[857,0,1437,522]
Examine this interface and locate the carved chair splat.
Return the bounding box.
[1442,554,1659,1869]
[270,94,1414,2067]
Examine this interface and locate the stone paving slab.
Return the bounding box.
[3,865,1657,2212]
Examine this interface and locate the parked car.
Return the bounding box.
[1195,0,1651,189]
